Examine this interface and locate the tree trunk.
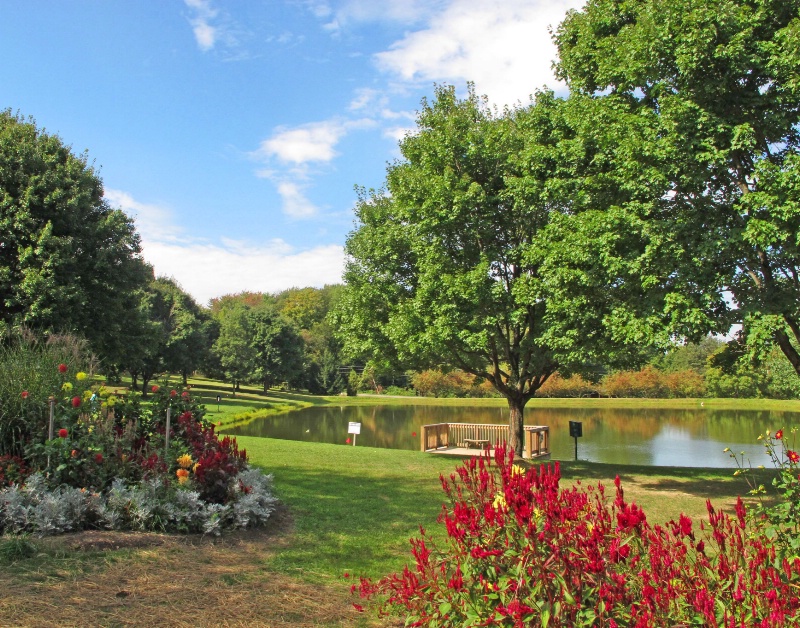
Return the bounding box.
[776,329,800,377]
[507,396,528,458]
[141,377,150,398]
[182,371,189,386]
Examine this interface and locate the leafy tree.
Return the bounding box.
[337,86,644,455]
[211,301,256,393]
[248,307,304,392]
[0,110,152,365]
[554,0,800,374]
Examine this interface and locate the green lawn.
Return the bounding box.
[241,436,769,586]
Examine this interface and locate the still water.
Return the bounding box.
[224,404,800,467]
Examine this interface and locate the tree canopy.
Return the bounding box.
[0,110,151,365]
[337,86,651,454]
[555,0,800,373]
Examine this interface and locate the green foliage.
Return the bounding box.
[555,0,800,377]
[337,86,647,454]
[0,110,152,365]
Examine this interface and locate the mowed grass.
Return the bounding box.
[239,437,769,584]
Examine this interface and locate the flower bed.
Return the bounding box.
[354,446,800,626]
[0,354,276,536]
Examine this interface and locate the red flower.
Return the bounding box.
[94,453,103,464]
[20,391,29,399]
[181,391,190,399]
[151,385,159,393]
[72,396,81,408]
[345,438,351,444]
[58,428,68,438]
[788,450,800,463]
[776,430,784,440]
[58,363,67,373]
[170,389,177,398]
[412,431,417,437]
[71,449,78,458]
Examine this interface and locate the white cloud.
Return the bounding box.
[256,121,347,165]
[374,0,583,107]
[277,182,319,218]
[184,0,219,51]
[106,189,344,304]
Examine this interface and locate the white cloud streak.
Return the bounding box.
[375,0,583,107]
[184,0,219,51]
[106,189,344,304]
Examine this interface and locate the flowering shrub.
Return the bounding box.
[729,428,800,560]
[354,447,800,626]
[1,340,277,536]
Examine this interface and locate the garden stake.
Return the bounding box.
[165,407,171,458]
[48,396,55,441]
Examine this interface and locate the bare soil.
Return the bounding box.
[0,504,385,628]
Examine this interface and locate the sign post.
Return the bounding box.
[569,421,583,461]
[348,422,361,446]
[216,394,221,413]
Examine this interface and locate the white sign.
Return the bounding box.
[348,422,362,435]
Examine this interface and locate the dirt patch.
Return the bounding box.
[0,504,387,627]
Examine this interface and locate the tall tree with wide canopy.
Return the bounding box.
[554,0,800,373]
[0,110,151,365]
[338,86,646,455]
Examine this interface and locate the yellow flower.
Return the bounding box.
[83,390,93,401]
[510,464,525,476]
[492,493,507,510]
[62,382,73,392]
[176,468,190,484]
[177,454,193,469]
[723,447,730,452]
[192,462,201,473]
[76,372,87,381]
[106,395,117,408]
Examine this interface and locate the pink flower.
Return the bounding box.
[72,396,81,408]
[58,428,68,438]
[58,363,67,373]
[21,391,29,399]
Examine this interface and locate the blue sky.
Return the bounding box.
[2,0,580,305]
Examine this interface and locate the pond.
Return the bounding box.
[224,403,800,467]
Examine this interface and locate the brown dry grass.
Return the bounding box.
[0,505,391,628]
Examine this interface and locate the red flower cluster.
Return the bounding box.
[355,446,800,626]
[58,428,68,438]
[71,396,81,408]
[58,363,67,374]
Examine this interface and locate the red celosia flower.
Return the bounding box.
[95,453,103,463]
[151,385,159,393]
[58,428,68,438]
[170,389,177,398]
[788,450,799,463]
[20,391,29,399]
[72,396,81,407]
[776,429,784,440]
[58,363,67,373]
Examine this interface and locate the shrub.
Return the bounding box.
[411,370,498,398]
[537,373,597,398]
[600,366,667,398]
[355,447,800,626]
[662,369,706,398]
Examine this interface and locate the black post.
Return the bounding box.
[569,421,583,461]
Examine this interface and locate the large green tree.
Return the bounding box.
[337,86,646,455]
[0,110,151,365]
[554,0,800,373]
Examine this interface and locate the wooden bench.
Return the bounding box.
[463,438,490,449]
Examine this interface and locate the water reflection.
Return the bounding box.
[224,404,800,467]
